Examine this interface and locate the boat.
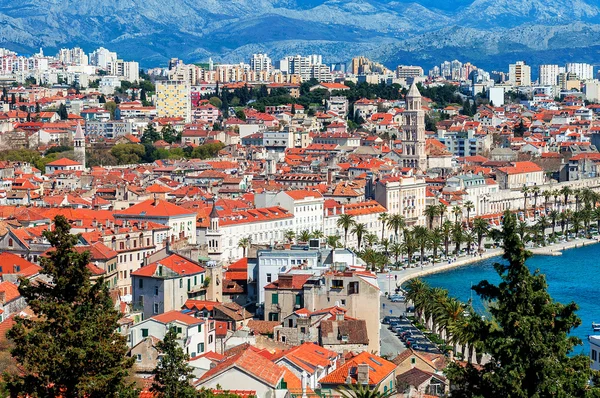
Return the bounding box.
[592,322,600,332]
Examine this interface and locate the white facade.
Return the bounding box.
[566,63,594,81]
[374,175,427,227]
[488,86,505,107]
[538,64,560,86]
[250,53,272,74]
[585,80,600,103]
[590,336,600,371]
[509,61,531,86]
[90,47,118,69]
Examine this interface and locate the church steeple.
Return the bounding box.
[74,122,86,169]
[401,83,427,171]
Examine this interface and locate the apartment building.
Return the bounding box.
[156,80,191,123]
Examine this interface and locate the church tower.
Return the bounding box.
[74,122,86,169]
[402,83,427,171]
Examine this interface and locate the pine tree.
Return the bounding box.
[5,215,135,397]
[58,103,68,120]
[446,210,599,397]
[141,123,161,143]
[35,102,41,113]
[151,327,197,398]
[140,88,147,103]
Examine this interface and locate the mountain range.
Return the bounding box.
[2,0,600,72]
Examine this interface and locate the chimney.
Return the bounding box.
[357,363,369,385]
[301,371,308,398]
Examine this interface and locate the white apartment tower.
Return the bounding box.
[539,65,560,86]
[89,47,117,69]
[509,61,531,86]
[57,47,88,66]
[401,83,427,171]
[250,53,272,73]
[566,63,594,80]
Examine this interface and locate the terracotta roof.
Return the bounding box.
[246,320,281,335]
[0,252,41,277]
[396,368,446,388]
[150,310,203,326]
[320,319,369,346]
[198,348,285,387]
[132,254,205,277]
[284,190,323,200]
[117,199,195,217]
[497,161,543,175]
[319,351,396,386]
[0,281,21,303]
[45,157,81,167]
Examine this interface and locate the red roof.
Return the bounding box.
[497,161,543,175]
[45,157,81,167]
[319,352,396,385]
[132,253,205,277]
[150,310,203,325]
[117,199,195,218]
[284,190,323,200]
[0,252,41,277]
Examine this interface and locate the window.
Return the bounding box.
[593,350,598,361]
[267,273,272,283]
[209,335,213,344]
[411,357,416,364]
[138,279,143,289]
[198,343,205,353]
[198,324,202,333]
[141,329,148,338]
[272,293,279,304]
[136,354,142,362]
[348,281,359,295]
[331,280,343,289]
[180,279,183,288]
[300,327,306,333]
[295,294,302,306]
[341,299,346,306]
[154,286,159,296]
[153,303,159,314]
[7,238,13,247]
[177,327,182,334]
[194,276,197,285]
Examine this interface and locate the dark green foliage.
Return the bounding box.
[58,103,68,119]
[446,210,600,398]
[151,327,197,398]
[161,124,179,144]
[416,83,460,107]
[141,124,161,143]
[5,216,135,397]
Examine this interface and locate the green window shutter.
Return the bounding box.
[272,293,279,304]
[141,329,148,337]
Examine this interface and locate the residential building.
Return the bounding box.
[566,63,594,80]
[156,80,192,123]
[538,64,561,86]
[129,310,216,358]
[131,253,207,319]
[374,175,427,226]
[509,61,531,86]
[496,161,545,189]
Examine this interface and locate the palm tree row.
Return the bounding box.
[404,278,485,363]
[521,186,600,221]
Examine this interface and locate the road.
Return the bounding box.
[378,274,408,358]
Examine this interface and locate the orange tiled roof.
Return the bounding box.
[132,253,205,277]
[319,351,396,386]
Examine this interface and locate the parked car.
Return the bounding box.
[390,295,406,303]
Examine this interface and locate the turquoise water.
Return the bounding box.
[419,245,600,355]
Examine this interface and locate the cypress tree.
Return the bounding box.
[151,327,197,398]
[5,215,135,397]
[446,210,599,397]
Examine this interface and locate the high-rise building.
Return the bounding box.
[156,80,191,123]
[539,64,560,86]
[566,63,594,80]
[450,60,463,81]
[107,60,139,82]
[250,53,272,73]
[508,61,531,86]
[57,47,88,66]
[89,47,117,69]
[396,65,424,79]
[401,83,427,171]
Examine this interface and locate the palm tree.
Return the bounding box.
[404,278,428,321]
[464,231,476,254]
[517,220,529,243]
[365,233,378,248]
[428,228,443,265]
[436,297,465,341]
[401,228,417,266]
[552,189,560,209]
[463,201,475,226]
[549,209,559,236]
[326,235,341,249]
[413,226,429,265]
[284,230,295,243]
[581,209,592,236]
[380,238,390,256]
[337,214,355,248]
[572,212,583,237]
[438,203,448,227]
[452,206,463,225]
[424,205,440,230]
[520,186,529,219]
[543,190,552,213]
[423,287,448,334]
[537,215,549,244]
[338,382,394,398]
[452,224,463,255]
[594,207,600,232]
[238,236,251,257]
[298,230,311,243]
[387,214,406,243]
[311,230,324,239]
[390,242,402,265]
[442,220,453,258]
[531,186,540,218]
[559,211,569,239]
[472,217,489,252]
[351,222,367,250]
[378,213,388,241]
[560,185,572,207]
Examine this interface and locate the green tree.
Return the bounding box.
[5,215,134,397]
[142,123,161,143]
[161,124,179,144]
[104,100,117,118]
[326,235,341,249]
[111,143,146,164]
[472,218,489,252]
[338,382,393,398]
[238,237,251,257]
[299,230,311,243]
[151,327,197,398]
[424,205,440,230]
[351,222,367,250]
[337,214,355,248]
[58,103,69,120]
[446,210,599,397]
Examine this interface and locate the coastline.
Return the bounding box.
[394,236,600,287]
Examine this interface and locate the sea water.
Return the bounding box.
[419,244,600,355]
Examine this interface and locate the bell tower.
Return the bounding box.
[74,122,86,169]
